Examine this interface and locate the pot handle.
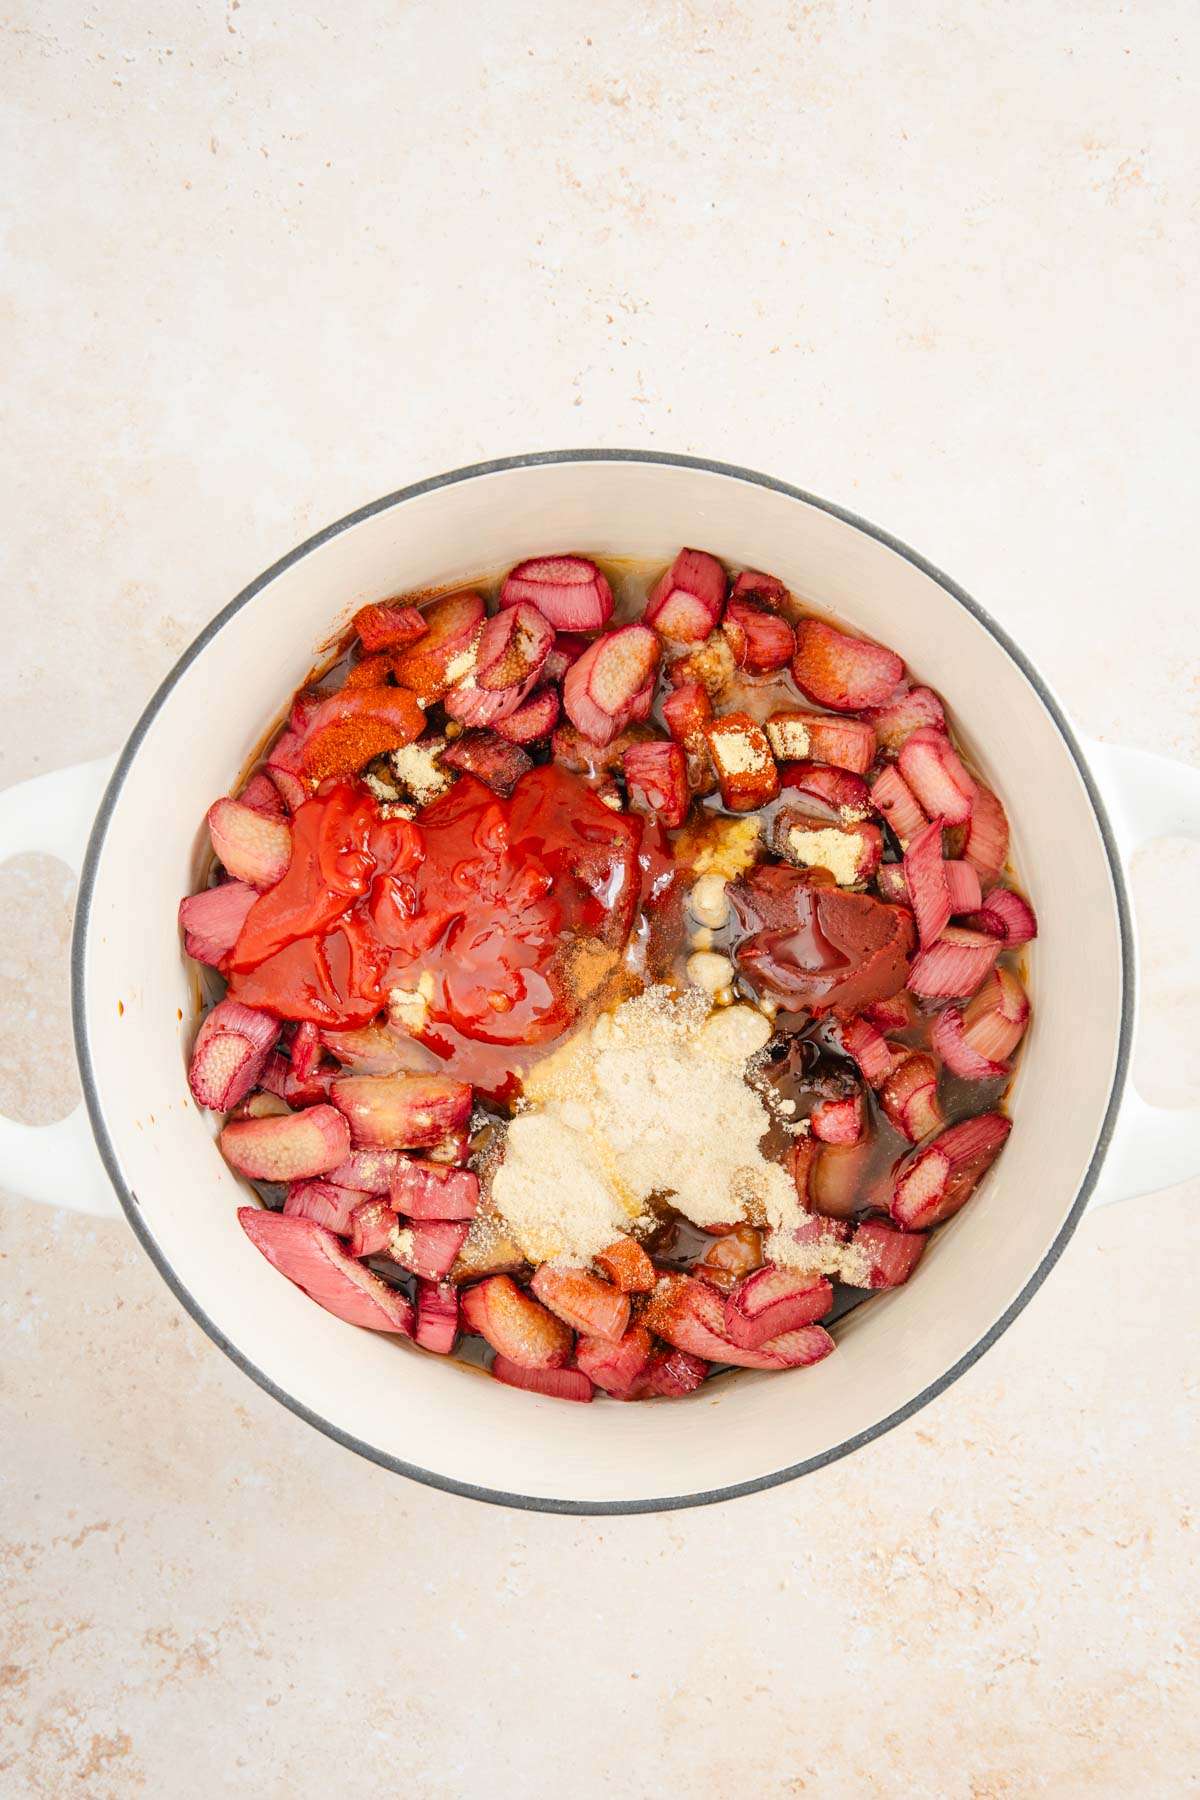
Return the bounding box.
[0,757,121,1217]
[1084,739,1200,1205]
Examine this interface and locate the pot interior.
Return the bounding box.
[77,457,1125,1507]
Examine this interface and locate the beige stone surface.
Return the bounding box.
[2,1,1198,1795]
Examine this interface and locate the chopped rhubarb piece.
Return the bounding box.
[890,1111,1012,1229]
[240,772,287,818]
[961,885,1037,946]
[944,859,983,915]
[427,1126,471,1166]
[862,991,916,1033]
[352,601,427,652]
[730,568,788,611]
[870,764,928,847]
[460,1274,573,1367]
[931,1005,1009,1080]
[283,1178,361,1234]
[188,999,279,1111]
[875,863,910,905]
[330,1074,473,1149]
[178,880,258,968]
[852,1218,927,1288]
[698,1223,765,1290]
[962,782,1010,887]
[903,817,951,948]
[300,685,426,781]
[879,1051,944,1142]
[490,1358,594,1402]
[543,632,591,683]
[662,679,712,746]
[325,1146,403,1193]
[575,1323,654,1396]
[232,1090,291,1120]
[238,1207,413,1332]
[722,598,795,673]
[785,1135,817,1205]
[777,809,882,884]
[348,1197,398,1257]
[779,761,873,818]
[644,548,727,643]
[499,555,614,632]
[792,618,904,712]
[639,1347,710,1397]
[863,685,946,750]
[390,1218,470,1280]
[219,1103,351,1182]
[207,797,292,889]
[321,1023,437,1077]
[830,1012,896,1085]
[390,1158,479,1220]
[781,1211,851,1272]
[563,624,661,746]
[414,1279,459,1354]
[961,966,1030,1063]
[810,1090,864,1144]
[594,1237,657,1292]
[265,733,310,812]
[444,602,554,727]
[644,1274,834,1369]
[809,1141,869,1218]
[703,712,779,812]
[288,1019,322,1083]
[666,630,736,698]
[622,739,690,829]
[530,1266,631,1344]
[898,729,975,827]
[390,590,485,705]
[493,685,561,744]
[907,925,1001,998]
[723,1266,833,1350]
[440,730,531,796]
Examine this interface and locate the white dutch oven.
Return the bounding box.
[3,453,1198,1513]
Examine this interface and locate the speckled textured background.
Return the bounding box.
[2,3,1198,1795]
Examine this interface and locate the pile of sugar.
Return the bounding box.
[490,985,870,1282]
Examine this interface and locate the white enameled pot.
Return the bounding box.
[3,452,1198,1514]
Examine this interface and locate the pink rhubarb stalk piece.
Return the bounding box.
[348,1197,398,1258]
[493,685,561,744]
[490,1357,594,1402]
[179,880,258,968]
[414,1279,460,1354]
[622,739,690,829]
[722,598,795,672]
[723,1267,833,1350]
[575,1323,654,1395]
[792,619,904,712]
[931,1004,1009,1080]
[543,632,591,683]
[961,886,1037,947]
[879,1051,944,1142]
[833,1012,903,1087]
[898,729,975,827]
[870,765,928,847]
[460,1274,574,1368]
[944,859,983,915]
[907,925,1001,998]
[391,590,486,706]
[962,783,1010,887]
[390,1158,480,1220]
[644,1274,835,1370]
[530,1266,631,1344]
[207,797,292,888]
[321,1024,437,1077]
[188,1000,279,1110]
[389,1219,470,1280]
[237,1207,414,1333]
[903,817,952,949]
[780,761,873,818]
[265,731,310,812]
[219,1103,351,1182]
[644,548,727,644]
[330,1074,473,1149]
[638,1347,710,1397]
[874,863,910,906]
[890,1111,1012,1229]
[703,712,780,812]
[283,1179,362,1235]
[810,1091,864,1144]
[499,555,614,632]
[730,568,789,611]
[240,772,287,819]
[352,600,427,652]
[961,966,1030,1062]
[863,685,946,750]
[443,601,554,727]
[324,1146,404,1192]
[861,991,917,1033]
[440,730,532,796]
[563,623,662,746]
[852,1218,927,1288]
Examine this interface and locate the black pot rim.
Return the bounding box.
[70,448,1134,1516]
